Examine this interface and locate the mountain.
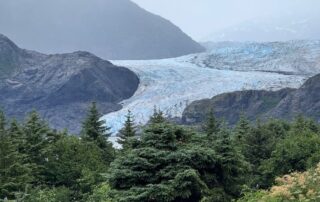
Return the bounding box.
[182,73,320,126]
[0,0,204,60]
[179,40,320,76]
[204,14,320,42]
[0,34,139,133]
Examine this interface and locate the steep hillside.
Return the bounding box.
[0,34,139,133]
[182,74,320,125]
[0,0,204,60]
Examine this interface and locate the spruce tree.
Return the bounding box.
[149,107,166,124]
[8,119,25,153]
[117,110,137,150]
[203,108,220,140]
[0,111,32,199]
[22,111,51,184]
[234,114,251,143]
[213,127,248,198]
[108,122,218,202]
[0,110,5,132]
[81,102,114,164]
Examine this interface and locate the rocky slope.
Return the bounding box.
[182,73,320,125]
[0,0,204,60]
[0,34,139,133]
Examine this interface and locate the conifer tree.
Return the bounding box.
[213,127,248,197]
[8,119,26,153]
[0,111,32,199]
[22,111,54,185]
[149,106,166,124]
[117,110,136,150]
[108,122,217,202]
[234,114,251,142]
[203,108,220,140]
[81,102,114,164]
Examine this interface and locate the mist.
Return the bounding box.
[132,0,320,41]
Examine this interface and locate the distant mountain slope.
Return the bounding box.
[204,14,320,42]
[182,73,320,126]
[0,0,204,60]
[178,40,320,76]
[0,34,139,133]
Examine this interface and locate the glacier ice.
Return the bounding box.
[103,56,308,137]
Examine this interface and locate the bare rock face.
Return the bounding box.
[0,0,204,60]
[0,34,139,133]
[182,74,320,125]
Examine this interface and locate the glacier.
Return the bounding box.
[104,41,320,145]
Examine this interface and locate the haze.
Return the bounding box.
[132,0,320,41]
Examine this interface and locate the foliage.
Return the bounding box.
[1,105,320,202]
[108,123,216,201]
[117,110,137,150]
[238,163,320,202]
[81,102,115,164]
[0,110,32,200]
[23,186,71,202]
[203,108,220,139]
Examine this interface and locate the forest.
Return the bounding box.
[1,103,320,202]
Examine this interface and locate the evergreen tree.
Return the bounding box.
[234,114,251,143]
[0,111,32,199]
[213,127,248,198]
[240,121,279,188]
[149,107,166,124]
[22,111,51,184]
[203,108,220,140]
[81,102,114,164]
[44,136,107,200]
[7,119,27,159]
[117,110,137,150]
[108,122,218,202]
[0,110,5,132]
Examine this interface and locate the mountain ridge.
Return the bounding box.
[0,0,204,60]
[182,73,320,126]
[0,34,140,133]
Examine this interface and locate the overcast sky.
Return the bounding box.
[132,0,320,41]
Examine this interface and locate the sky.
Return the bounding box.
[131,0,320,41]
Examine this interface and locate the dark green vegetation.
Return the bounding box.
[1,104,320,201]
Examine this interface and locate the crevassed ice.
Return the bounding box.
[103,56,307,136]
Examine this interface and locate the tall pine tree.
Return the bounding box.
[22,111,51,184]
[0,111,32,200]
[81,102,114,164]
[213,127,248,198]
[149,107,166,125]
[117,110,137,150]
[203,108,220,140]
